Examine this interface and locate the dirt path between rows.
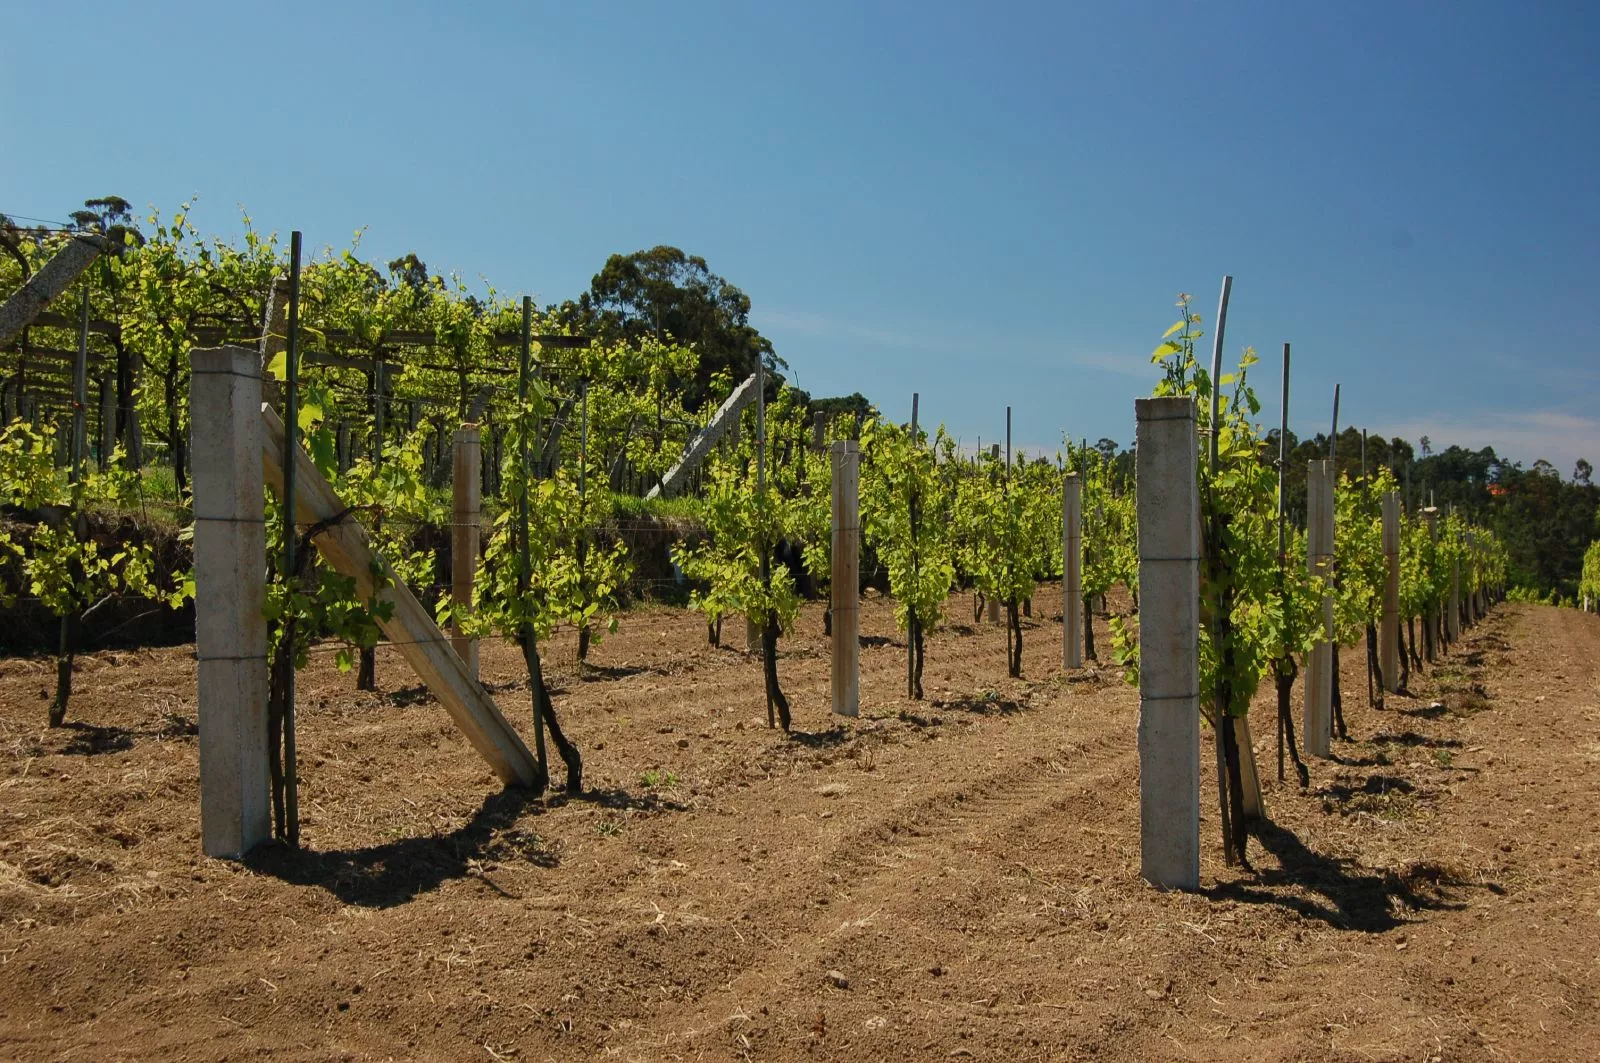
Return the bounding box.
[1,591,1597,1061]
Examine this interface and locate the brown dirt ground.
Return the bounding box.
[1,590,1597,1062]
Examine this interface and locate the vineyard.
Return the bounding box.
[2,216,1597,1062]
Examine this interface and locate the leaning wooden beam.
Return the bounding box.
[258,404,539,787]
[0,234,109,347]
[646,371,760,499]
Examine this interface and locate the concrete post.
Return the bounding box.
[1062,472,1082,669]
[1134,397,1200,890]
[987,595,1001,624]
[1304,460,1335,757]
[1380,491,1401,692]
[812,410,826,451]
[189,347,270,859]
[831,440,860,717]
[451,427,481,680]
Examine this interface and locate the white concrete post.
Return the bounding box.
[1304,459,1335,757]
[190,347,270,859]
[831,440,860,717]
[1134,397,1200,890]
[1062,472,1082,669]
[1380,491,1401,691]
[451,427,481,680]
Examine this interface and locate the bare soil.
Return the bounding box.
[1,590,1597,1062]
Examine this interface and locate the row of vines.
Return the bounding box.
[1113,291,1509,867]
[1,217,1513,860]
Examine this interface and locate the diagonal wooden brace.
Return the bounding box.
[0,234,109,347]
[258,404,538,787]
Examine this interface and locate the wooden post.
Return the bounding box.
[831,439,860,716]
[1467,532,1481,623]
[452,427,481,680]
[190,347,270,858]
[1447,531,1462,642]
[1062,471,1082,668]
[1421,507,1439,659]
[1471,533,1486,620]
[336,420,352,473]
[1135,397,1200,890]
[907,393,919,692]
[1305,459,1335,757]
[1381,491,1401,691]
[98,375,115,469]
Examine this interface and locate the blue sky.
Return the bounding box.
[5,1,1598,473]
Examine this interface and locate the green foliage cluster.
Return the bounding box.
[1073,445,1136,607]
[1331,467,1396,644]
[0,420,192,725]
[860,418,956,639]
[1580,541,1600,608]
[1115,296,1327,721]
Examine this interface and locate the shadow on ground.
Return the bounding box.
[1207,821,1503,932]
[788,726,853,749]
[933,693,1024,716]
[53,715,197,756]
[249,782,686,908]
[578,663,653,682]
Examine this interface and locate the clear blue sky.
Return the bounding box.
[5,1,1598,473]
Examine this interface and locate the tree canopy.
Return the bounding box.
[555,246,775,410]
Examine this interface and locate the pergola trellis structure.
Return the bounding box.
[3,294,594,479]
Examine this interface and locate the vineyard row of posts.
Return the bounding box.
[1,226,1509,875]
